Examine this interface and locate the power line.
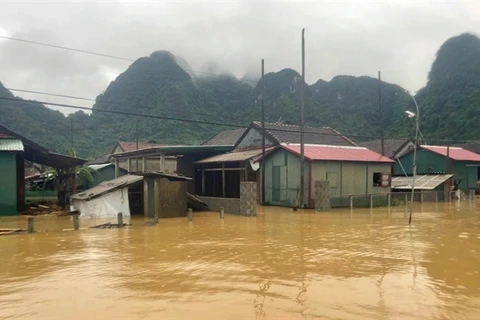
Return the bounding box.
[2,95,480,144]
[6,87,242,120]
[0,35,260,84]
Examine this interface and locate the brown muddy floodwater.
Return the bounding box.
[1,201,480,319]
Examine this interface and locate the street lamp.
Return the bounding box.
[405,91,420,225]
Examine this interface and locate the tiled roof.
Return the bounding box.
[281,144,394,163]
[422,145,480,162]
[195,147,274,164]
[0,139,24,151]
[358,139,411,158]
[202,128,247,146]
[118,141,165,152]
[252,121,356,146]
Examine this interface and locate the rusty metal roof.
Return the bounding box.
[0,138,24,151]
[70,174,143,201]
[391,174,453,190]
[195,147,274,164]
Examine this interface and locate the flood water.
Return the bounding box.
[1,201,480,319]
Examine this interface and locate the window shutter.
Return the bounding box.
[381,173,390,187]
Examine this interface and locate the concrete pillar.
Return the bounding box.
[314,181,330,211]
[240,182,257,216]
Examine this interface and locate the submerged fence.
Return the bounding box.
[0,212,129,235]
[329,189,477,210]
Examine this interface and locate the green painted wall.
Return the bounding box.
[262,148,391,208]
[394,149,448,175]
[395,149,479,190]
[0,152,18,216]
[263,149,308,206]
[85,167,127,189]
[312,161,391,196]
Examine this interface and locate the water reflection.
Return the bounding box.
[1,201,480,319]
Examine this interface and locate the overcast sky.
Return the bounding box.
[0,1,479,114]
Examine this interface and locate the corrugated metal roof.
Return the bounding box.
[89,163,113,170]
[422,145,480,162]
[134,172,192,180]
[281,144,394,163]
[71,174,143,201]
[0,139,24,151]
[391,174,453,190]
[195,147,274,164]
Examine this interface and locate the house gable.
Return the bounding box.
[236,127,275,149]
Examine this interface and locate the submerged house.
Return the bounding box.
[87,140,176,173]
[395,145,480,192]
[259,144,394,208]
[194,121,364,210]
[0,124,86,215]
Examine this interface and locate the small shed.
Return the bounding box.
[395,146,480,191]
[70,175,143,218]
[260,144,394,208]
[137,172,192,219]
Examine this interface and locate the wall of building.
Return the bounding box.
[0,152,18,215]
[311,161,391,197]
[395,149,448,174]
[262,149,391,209]
[236,128,275,149]
[86,166,127,189]
[155,178,187,218]
[454,162,478,190]
[197,196,240,215]
[262,148,308,207]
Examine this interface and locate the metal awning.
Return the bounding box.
[195,147,274,164]
[0,139,24,151]
[391,174,453,190]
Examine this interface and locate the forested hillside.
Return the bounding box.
[0,33,479,158]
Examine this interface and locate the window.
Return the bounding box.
[373,172,390,187]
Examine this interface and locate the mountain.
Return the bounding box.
[1,32,479,158]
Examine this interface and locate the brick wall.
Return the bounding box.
[314,180,331,211]
[240,182,257,216]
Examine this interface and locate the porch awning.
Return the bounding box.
[195,147,274,164]
[391,174,453,190]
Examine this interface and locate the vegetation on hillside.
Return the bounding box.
[1,32,479,158]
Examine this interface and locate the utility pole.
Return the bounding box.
[299,28,305,208]
[70,118,73,150]
[261,59,266,205]
[136,120,139,172]
[378,71,385,156]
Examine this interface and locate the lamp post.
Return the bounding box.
[405,92,420,225]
